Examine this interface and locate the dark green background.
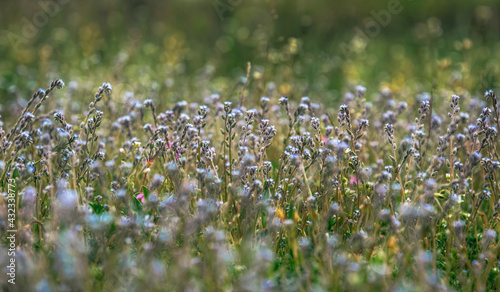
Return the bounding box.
[1,0,499,112]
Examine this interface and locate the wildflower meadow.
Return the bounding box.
[0,1,500,291]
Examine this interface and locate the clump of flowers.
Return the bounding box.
[0,79,499,291]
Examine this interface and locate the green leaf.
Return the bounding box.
[434,193,446,198]
[142,186,150,200]
[131,196,143,213]
[12,168,20,179]
[89,203,105,214]
[288,202,295,219]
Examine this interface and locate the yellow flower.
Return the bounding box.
[276,207,285,220]
[294,211,300,222]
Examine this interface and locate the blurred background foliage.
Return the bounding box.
[1,0,500,116]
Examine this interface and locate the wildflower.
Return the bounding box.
[356,85,366,97]
[417,100,430,122]
[51,79,65,89]
[338,104,350,127]
[224,101,232,113]
[311,117,320,130]
[279,96,288,106]
[260,97,270,108]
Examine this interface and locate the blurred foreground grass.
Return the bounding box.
[0,0,500,112]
